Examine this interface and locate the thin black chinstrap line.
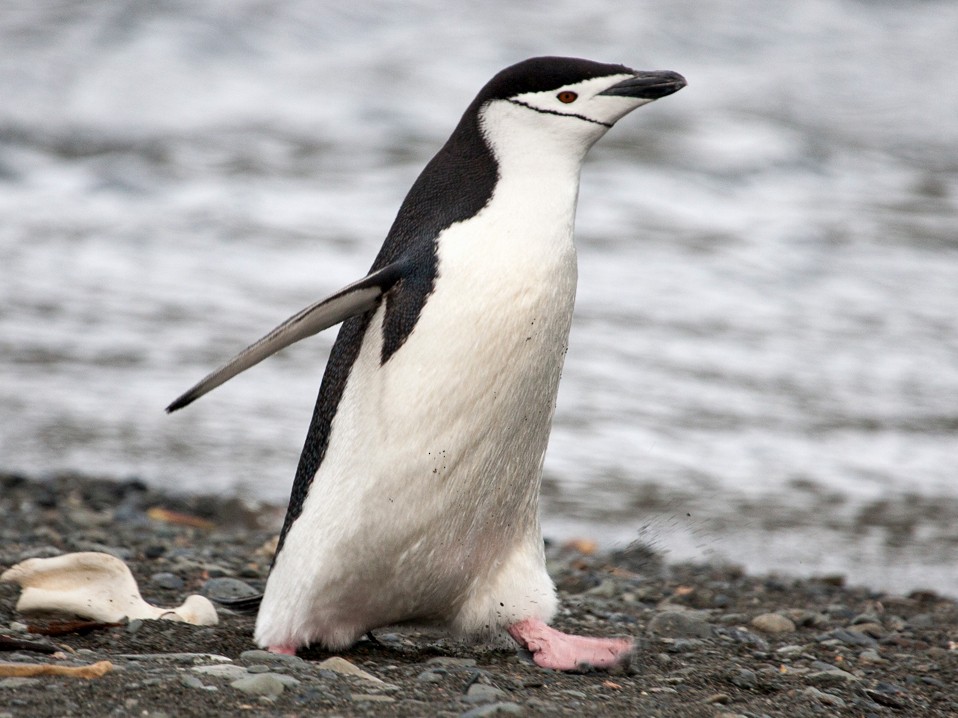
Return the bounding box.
[506,99,612,128]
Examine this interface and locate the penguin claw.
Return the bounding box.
[507,618,634,672]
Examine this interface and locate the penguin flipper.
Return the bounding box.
[165,261,406,412]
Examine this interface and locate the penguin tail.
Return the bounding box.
[213,593,263,614]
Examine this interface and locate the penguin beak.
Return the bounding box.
[599,70,687,100]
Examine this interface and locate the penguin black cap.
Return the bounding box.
[474,56,686,106]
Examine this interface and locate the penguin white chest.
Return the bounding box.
[348,174,580,506]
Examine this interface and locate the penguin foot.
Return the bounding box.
[507,618,633,672]
[268,644,297,656]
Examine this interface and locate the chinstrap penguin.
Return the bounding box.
[168,56,686,671]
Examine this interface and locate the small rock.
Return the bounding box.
[858,648,885,664]
[151,572,185,591]
[417,670,444,683]
[775,644,804,655]
[350,694,396,703]
[465,683,508,703]
[729,668,757,689]
[237,649,303,666]
[460,702,523,717]
[585,579,618,598]
[803,687,846,708]
[704,693,731,704]
[247,664,271,674]
[203,577,258,601]
[192,664,249,680]
[427,657,477,667]
[907,613,934,629]
[144,544,166,559]
[272,674,301,687]
[833,628,878,647]
[317,656,389,686]
[180,674,206,689]
[664,638,707,653]
[751,613,796,634]
[848,622,884,638]
[202,564,230,578]
[0,677,40,689]
[806,668,860,686]
[716,626,768,650]
[230,673,287,697]
[126,619,144,634]
[647,610,713,639]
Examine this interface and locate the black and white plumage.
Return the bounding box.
[168,57,685,670]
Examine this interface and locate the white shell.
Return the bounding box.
[1,552,218,626]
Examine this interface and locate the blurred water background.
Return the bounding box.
[1,1,956,595]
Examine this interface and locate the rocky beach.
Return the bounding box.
[1,471,956,717]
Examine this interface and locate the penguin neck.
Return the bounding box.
[479,100,606,190]
[477,100,606,246]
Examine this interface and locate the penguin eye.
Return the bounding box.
[557,91,578,104]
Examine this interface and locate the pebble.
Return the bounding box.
[729,668,757,689]
[427,657,477,667]
[203,577,259,601]
[647,610,713,639]
[192,664,249,680]
[803,686,847,708]
[351,694,396,703]
[858,648,885,664]
[465,683,508,703]
[239,649,303,666]
[151,572,185,590]
[775,644,804,655]
[230,673,288,697]
[417,670,445,683]
[806,668,860,686]
[0,677,40,689]
[116,653,233,663]
[717,626,769,650]
[179,674,206,689]
[585,578,618,598]
[144,544,166,559]
[827,628,877,648]
[848,622,884,638]
[907,613,935,629]
[460,702,523,717]
[318,656,391,686]
[750,613,795,634]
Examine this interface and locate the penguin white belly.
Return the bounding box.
[256,180,579,651]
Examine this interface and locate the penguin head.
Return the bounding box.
[473,56,686,160]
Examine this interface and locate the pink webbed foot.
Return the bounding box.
[268,644,297,656]
[507,618,634,672]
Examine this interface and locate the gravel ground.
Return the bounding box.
[1,471,956,717]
